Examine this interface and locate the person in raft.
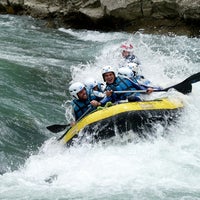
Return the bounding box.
[69,81,112,125]
[69,82,101,123]
[101,65,153,102]
[118,65,162,90]
[84,77,112,105]
[120,43,141,69]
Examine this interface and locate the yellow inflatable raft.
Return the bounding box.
[59,98,183,146]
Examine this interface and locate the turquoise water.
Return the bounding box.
[0,14,200,199]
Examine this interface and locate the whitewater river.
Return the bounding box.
[0,14,200,200]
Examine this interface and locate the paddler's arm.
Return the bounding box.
[90,100,101,107]
[105,90,113,97]
[146,87,154,94]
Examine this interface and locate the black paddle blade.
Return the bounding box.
[187,72,200,84]
[172,80,192,94]
[164,72,200,95]
[46,124,69,133]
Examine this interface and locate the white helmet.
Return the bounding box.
[101,65,115,75]
[118,67,134,79]
[101,65,115,81]
[84,78,98,89]
[127,62,139,74]
[69,82,85,99]
[120,43,133,52]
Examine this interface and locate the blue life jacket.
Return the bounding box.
[125,54,141,66]
[71,89,96,121]
[105,77,142,102]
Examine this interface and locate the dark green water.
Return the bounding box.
[0,14,200,200]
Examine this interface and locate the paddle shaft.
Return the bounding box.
[114,89,166,94]
[114,90,149,93]
[114,72,200,95]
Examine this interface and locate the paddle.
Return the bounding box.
[46,106,92,133]
[114,72,200,95]
[46,124,70,133]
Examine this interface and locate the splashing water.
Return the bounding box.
[0,14,200,200]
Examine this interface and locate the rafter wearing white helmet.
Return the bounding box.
[84,78,98,90]
[101,65,116,81]
[69,82,85,99]
[118,67,134,79]
[84,78,106,99]
[126,62,139,75]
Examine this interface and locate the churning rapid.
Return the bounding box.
[0,14,200,200]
